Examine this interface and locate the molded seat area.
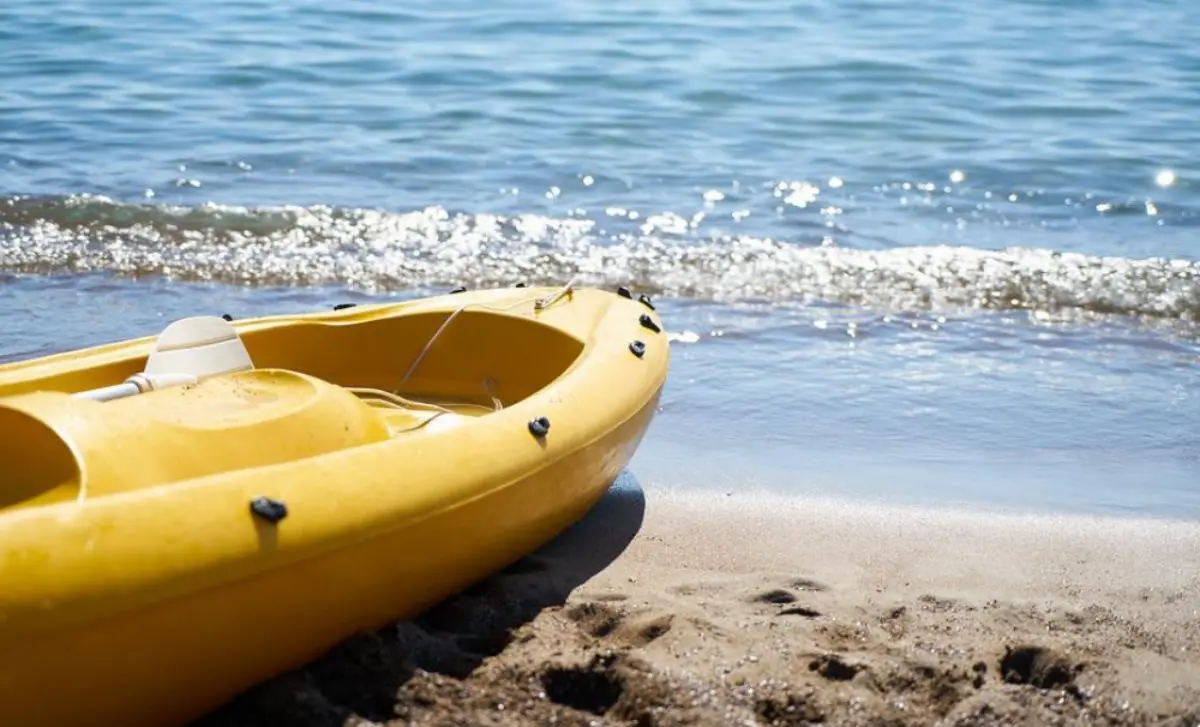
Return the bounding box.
[0,369,395,512]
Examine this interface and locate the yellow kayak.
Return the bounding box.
[0,283,669,727]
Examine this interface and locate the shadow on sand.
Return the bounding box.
[191,470,648,727]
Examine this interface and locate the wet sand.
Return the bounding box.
[195,481,1200,726]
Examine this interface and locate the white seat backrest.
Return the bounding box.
[143,316,254,380]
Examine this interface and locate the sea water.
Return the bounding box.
[2,0,1197,518]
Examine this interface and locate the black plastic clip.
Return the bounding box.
[528,416,551,438]
[639,313,661,334]
[637,293,655,310]
[617,286,633,299]
[250,496,288,524]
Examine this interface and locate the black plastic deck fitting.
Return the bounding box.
[629,340,646,358]
[249,496,288,524]
[637,293,655,310]
[528,416,551,438]
[639,313,661,334]
[333,302,358,310]
[617,286,633,299]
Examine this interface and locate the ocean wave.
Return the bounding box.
[2,195,1198,322]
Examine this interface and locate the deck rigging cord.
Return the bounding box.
[353,278,578,429]
[397,277,580,389]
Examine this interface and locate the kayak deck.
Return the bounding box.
[0,296,589,514]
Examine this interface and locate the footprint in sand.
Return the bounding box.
[565,601,674,647]
[752,589,798,605]
[619,614,675,647]
[566,601,624,638]
[778,605,821,618]
[749,588,823,618]
[808,653,862,681]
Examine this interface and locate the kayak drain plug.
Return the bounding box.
[629,340,646,358]
[250,496,288,524]
[639,314,661,334]
[528,416,551,438]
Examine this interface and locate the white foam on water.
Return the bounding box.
[2,196,1199,324]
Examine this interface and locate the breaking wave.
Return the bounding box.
[2,194,1198,322]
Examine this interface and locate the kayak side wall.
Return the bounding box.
[0,383,663,727]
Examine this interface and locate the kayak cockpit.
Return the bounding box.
[0,301,587,514]
[240,305,585,409]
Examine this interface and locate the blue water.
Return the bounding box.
[2,0,1198,518]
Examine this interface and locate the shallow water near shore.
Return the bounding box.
[2,272,1196,520]
[2,0,1199,519]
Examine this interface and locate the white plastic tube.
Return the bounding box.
[70,315,251,403]
[127,372,199,392]
[73,382,143,402]
[71,373,200,402]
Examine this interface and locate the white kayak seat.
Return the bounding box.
[74,316,255,402]
[143,316,255,380]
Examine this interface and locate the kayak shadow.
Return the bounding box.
[528,468,647,576]
[192,470,647,727]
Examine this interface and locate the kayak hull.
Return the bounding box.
[0,285,669,727]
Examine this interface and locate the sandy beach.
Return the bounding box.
[6,0,1199,723]
[192,478,1200,726]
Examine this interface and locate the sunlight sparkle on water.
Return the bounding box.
[1156,169,1177,187]
[667,331,701,344]
[775,181,820,208]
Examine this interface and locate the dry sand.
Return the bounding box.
[194,482,1200,726]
